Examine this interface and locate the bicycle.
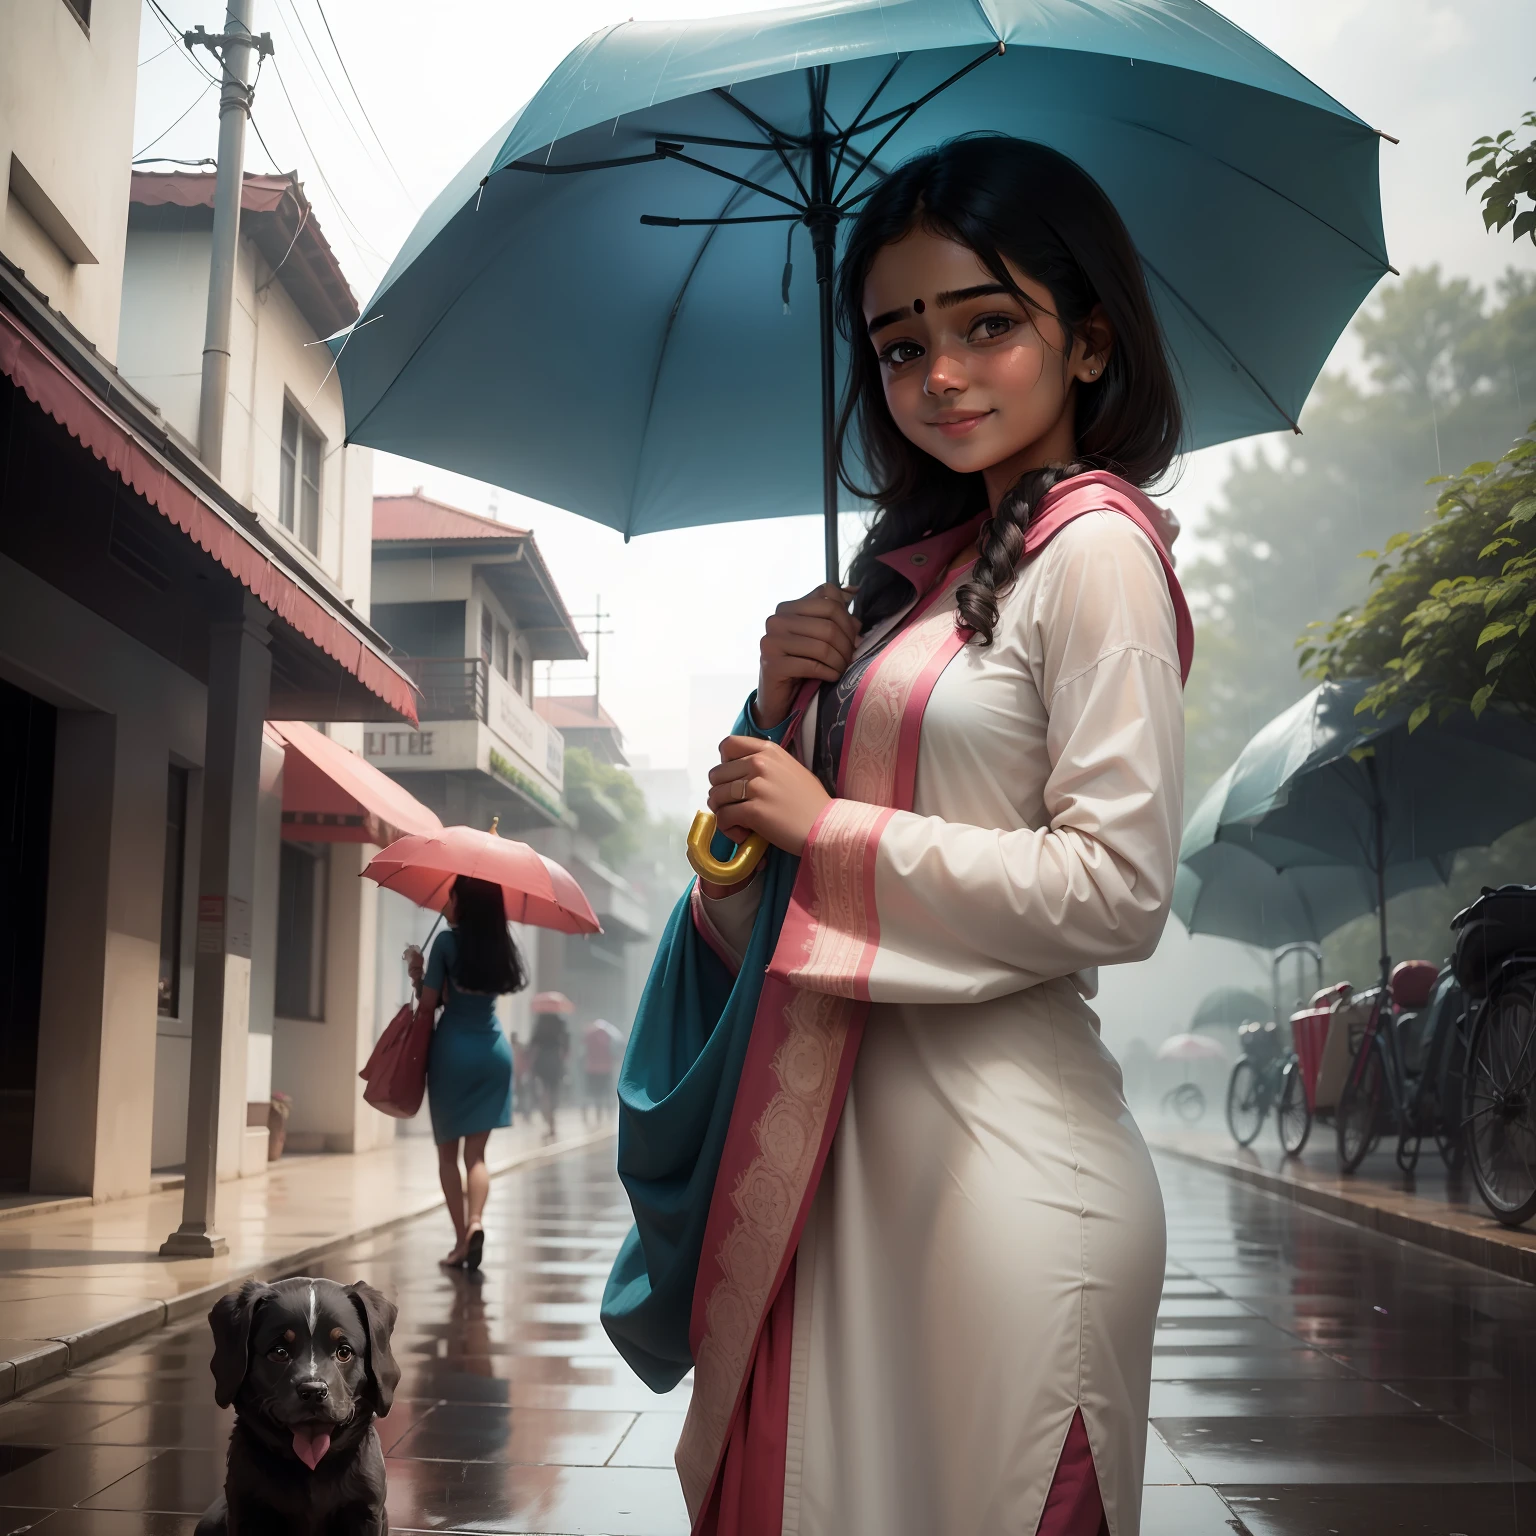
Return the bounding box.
[1162,1081,1206,1124]
[1225,1020,1296,1148]
[1334,961,1467,1176]
[1455,884,1536,1227]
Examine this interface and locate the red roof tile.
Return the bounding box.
[129,171,358,337]
[373,491,530,543]
[535,695,622,732]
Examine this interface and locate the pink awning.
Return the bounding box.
[0,305,418,724]
[269,720,442,846]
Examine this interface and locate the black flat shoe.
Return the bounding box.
[465,1227,485,1272]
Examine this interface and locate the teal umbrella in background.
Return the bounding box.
[333,0,1390,580]
[1175,761,1453,950]
[1179,681,1536,984]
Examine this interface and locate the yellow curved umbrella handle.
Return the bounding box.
[687,811,767,885]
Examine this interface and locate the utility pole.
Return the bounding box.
[185,6,274,478]
[571,597,614,716]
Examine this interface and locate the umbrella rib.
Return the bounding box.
[699,91,813,205]
[624,169,770,539]
[1125,117,1394,274]
[641,213,801,227]
[832,53,907,189]
[659,146,806,213]
[833,45,1002,205]
[1138,257,1302,435]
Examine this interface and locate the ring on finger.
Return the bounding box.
[736,777,749,804]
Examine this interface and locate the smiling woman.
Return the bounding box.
[607,135,1193,1536]
[839,136,1183,643]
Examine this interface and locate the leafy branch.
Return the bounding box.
[1468,105,1536,246]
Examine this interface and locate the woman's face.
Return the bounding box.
[445,889,459,925]
[862,226,1109,505]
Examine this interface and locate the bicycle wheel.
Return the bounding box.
[1277,1057,1311,1156]
[1226,1059,1265,1147]
[1171,1082,1205,1123]
[1337,1036,1386,1174]
[1465,977,1536,1227]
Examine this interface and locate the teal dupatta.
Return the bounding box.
[600,708,793,1391]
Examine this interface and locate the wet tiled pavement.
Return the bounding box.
[1,1145,1534,1532]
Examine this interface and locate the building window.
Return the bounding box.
[61,0,90,29]
[494,623,510,679]
[513,651,524,696]
[480,607,494,669]
[158,766,188,1017]
[279,399,323,554]
[276,842,327,1020]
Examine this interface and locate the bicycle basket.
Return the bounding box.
[1451,884,1536,999]
[1237,1019,1283,1065]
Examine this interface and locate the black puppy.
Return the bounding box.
[195,1276,399,1535]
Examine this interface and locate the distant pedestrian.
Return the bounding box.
[581,1018,622,1125]
[408,874,526,1271]
[529,1007,570,1141]
[509,1030,532,1124]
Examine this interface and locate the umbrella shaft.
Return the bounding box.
[807,94,841,588]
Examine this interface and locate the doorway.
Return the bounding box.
[0,676,55,1190]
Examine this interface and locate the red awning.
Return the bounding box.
[269,720,442,845]
[0,305,418,724]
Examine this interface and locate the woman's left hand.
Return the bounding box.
[707,736,830,857]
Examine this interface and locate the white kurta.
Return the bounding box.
[704,510,1183,1536]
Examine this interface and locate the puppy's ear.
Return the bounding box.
[208,1280,273,1408]
[346,1281,400,1416]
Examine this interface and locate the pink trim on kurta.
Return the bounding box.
[677,473,1193,1528]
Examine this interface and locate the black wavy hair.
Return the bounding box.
[835,135,1183,643]
[449,875,526,996]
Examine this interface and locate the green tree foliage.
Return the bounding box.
[1468,107,1536,247]
[1304,427,1536,726]
[1181,269,1536,797]
[563,745,648,867]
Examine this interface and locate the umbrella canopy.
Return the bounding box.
[363,826,601,935]
[335,0,1387,572]
[1156,1032,1227,1063]
[1190,986,1271,1032]
[1185,680,1536,979]
[1175,763,1453,949]
[532,990,576,1015]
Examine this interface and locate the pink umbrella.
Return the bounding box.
[532,991,575,1015]
[362,824,600,935]
[1156,1032,1228,1063]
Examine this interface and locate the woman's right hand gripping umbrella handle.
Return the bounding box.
[683,583,856,887]
[687,814,767,884]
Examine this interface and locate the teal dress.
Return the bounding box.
[424,929,513,1143]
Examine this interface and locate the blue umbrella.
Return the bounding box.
[1189,681,1536,984]
[335,0,1389,579]
[1175,761,1453,950]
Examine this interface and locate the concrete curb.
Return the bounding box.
[1148,1133,1536,1286]
[0,1126,616,1404]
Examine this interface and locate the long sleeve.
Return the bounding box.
[776,512,1186,1006]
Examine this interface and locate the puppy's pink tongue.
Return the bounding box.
[292,1427,331,1470]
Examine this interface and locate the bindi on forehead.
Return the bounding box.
[913,298,925,314]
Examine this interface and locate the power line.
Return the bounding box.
[143,0,219,85]
[266,57,388,268]
[310,0,415,205]
[133,79,215,159]
[138,36,180,67]
[268,0,374,165]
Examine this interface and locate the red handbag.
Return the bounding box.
[359,1000,433,1118]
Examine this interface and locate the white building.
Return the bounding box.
[116,170,418,1168]
[0,0,423,1252]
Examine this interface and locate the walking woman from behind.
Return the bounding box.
[411,874,526,1270]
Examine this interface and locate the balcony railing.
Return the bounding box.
[398,656,487,722]
[394,656,565,793]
